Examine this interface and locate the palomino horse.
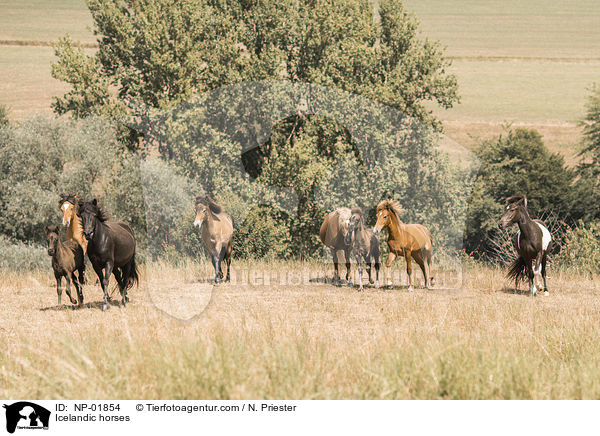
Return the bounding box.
[498,196,551,296]
[59,193,88,254]
[45,225,85,306]
[78,199,139,310]
[193,196,233,284]
[344,208,380,291]
[373,199,434,291]
[319,208,352,284]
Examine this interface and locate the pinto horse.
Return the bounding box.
[193,196,233,284]
[344,208,380,291]
[498,196,551,296]
[78,199,139,310]
[320,208,353,284]
[373,199,434,291]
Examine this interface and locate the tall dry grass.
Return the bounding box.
[0,260,599,399]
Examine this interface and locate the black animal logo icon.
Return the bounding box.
[3,402,50,433]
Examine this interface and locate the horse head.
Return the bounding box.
[373,199,403,235]
[344,208,363,245]
[59,193,78,227]
[78,199,108,240]
[45,225,59,256]
[498,196,528,229]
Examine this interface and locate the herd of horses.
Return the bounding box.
[45,193,552,311]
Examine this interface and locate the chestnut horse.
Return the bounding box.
[498,196,551,296]
[59,193,88,254]
[319,208,352,284]
[373,199,434,291]
[344,207,380,291]
[193,196,233,284]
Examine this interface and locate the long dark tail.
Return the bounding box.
[506,256,527,284]
[123,253,140,291]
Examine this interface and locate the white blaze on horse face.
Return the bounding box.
[536,222,551,251]
[62,202,71,226]
[517,230,521,249]
[193,220,202,230]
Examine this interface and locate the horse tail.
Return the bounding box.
[506,256,526,285]
[123,253,140,291]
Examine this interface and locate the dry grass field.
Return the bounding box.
[1,260,599,399]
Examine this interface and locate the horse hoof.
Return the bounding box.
[386,281,393,287]
[375,281,380,288]
[102,303,109,311]
[358,288,364,293]
[408,286,415,292]
[544,291,549,296]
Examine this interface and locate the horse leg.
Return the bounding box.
[213,253,222,284]
[55,275,62,306]
[98,261,113,310]
[527,263,536,297]
[357,254,366,292]
[113,268,127,307]
[219,246,229,283]
[541,252,549,296]
[331,248,340,284]
[366,256,373,285]
[63,274,77,306]
[77,266,85,305]
[344,248,352,285]
[225,243,232,282]
[385,251,397,288]
[405,252,414,292]
[533,254,543,297]
[414,250,430,289]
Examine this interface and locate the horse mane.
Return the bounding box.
[376,199,404,219]
[59,192,79,207]
[45,225,59,235]
[80,200,110,222]
[506,196,527,208]
[196,195,223,214]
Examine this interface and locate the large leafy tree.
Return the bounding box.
[53,0,458,126]
[53,0,461,257]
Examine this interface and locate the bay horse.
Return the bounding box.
[193,195,233,284]
[78,199,139,310]
[373,199,434,291]
[45,225,85,306]
[344,208,380,291]
[319,208,352,284]
[498,196,552,296]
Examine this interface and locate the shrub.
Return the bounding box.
[555,221,600,275]
[0,235,47,271]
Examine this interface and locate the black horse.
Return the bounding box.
[78,199,139,310]
[498,196,552,296]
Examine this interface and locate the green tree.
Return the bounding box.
[574,85,600,221]
[52,0,462,258]
[464,127,577,256]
